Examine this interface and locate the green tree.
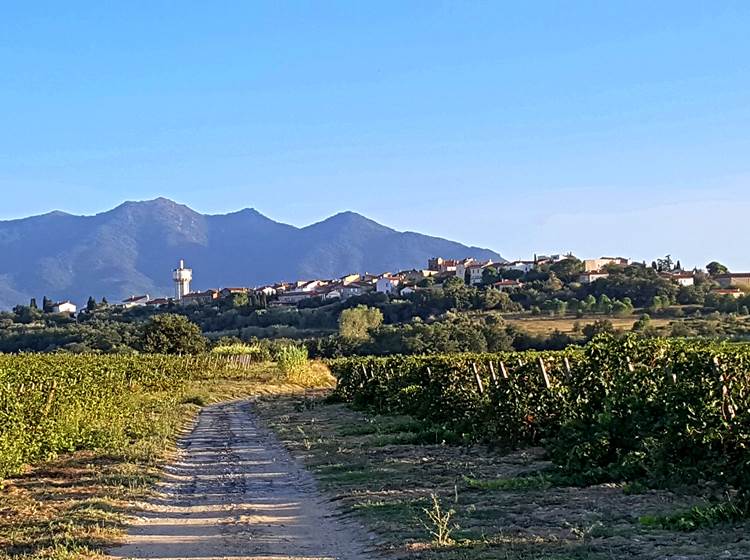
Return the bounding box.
[338,305,384,340]
[140,314,207,354]
[443,277,472,310]
[231,292,249,308]
[706,261,729,276]
[656,254,674,272]
[544,272,563,291]
[612,300,633,316]
[549,257,584,283]
[582,319,615,339]
[670,321,691,337]
[481,266,499,285]
[632,313,651,331]
[597,294,613,314]
[87,296,97,312]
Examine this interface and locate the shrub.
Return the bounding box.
[212,343,271,362]
[276,345,309,378]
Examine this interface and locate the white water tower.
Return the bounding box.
[173,259,193,300]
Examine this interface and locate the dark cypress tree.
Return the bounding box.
[29,298,38,309]
[87,296,97,312]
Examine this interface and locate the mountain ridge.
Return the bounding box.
[0,198,502,308]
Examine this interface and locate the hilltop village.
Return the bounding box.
[3,251,748,356]
[42,253,750,316]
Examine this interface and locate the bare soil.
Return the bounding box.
[252,394,750,560]
[110,400,374,560]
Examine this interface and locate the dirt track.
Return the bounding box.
[110,400,372,560]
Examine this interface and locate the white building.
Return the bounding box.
[493,280,522,291]
[578,271,610,284]
[500,260,536,273]
[277,291,314,304]
[256,286,277,296]
[466,263,496,285]
[376,275,401,294]
[122,294,150,308]
[173,259,192,300]
[52,301,77,314]
[340,283,372,299]
[454,259,475,281]
[669,273,695,287]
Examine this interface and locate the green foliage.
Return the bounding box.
[0,353,213,480]
[329,336,750,499]
[640,499,748,531]
[140,314,207,354]
[276,345,309,377]
[211,343,271,361]
[338,305,384,339]
[706,261,729,276]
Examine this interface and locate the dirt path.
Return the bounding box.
[110,400,373,560]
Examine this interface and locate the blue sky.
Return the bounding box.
[1,2,749,269]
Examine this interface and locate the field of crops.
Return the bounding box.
[330,336,750,499]
[0,354,215,480]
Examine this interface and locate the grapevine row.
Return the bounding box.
[329,336,750,494]
[0,353,216,480]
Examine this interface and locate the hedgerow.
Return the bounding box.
[329,336,750,497]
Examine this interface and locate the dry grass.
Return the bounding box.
[254,393,750,560]
[505,315,672,335]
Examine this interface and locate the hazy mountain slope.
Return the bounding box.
[0,198,502,308]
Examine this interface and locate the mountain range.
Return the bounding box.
[0,198,502,309]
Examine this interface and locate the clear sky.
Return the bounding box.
[1,2,749,269]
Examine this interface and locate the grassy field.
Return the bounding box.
[504,314,673,335]
[255,392,750,560]
[0,361,334,560]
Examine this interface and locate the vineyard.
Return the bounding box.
[0,354,216,480]
[330,336,750,500]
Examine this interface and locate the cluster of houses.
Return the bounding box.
[45,256,750,316]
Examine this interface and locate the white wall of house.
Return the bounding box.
[468,267,485,285]
[53,302,77,314]
[376,277,399,294]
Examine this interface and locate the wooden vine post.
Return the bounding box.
[713,356,735,421]
[538,357,551,389]
[472,362,484,394]
[499,361,509,380]
[488,361,498,387]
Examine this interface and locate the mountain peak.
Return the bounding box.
[115,197,184,210]
[0,199,502,308]
[306,210,391,232]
